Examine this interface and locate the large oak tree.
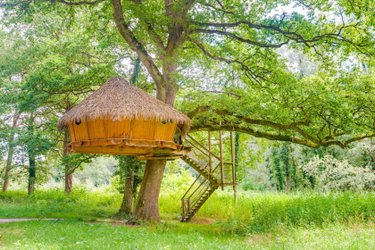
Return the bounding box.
[1,0,374,221]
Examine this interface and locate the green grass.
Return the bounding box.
[0,190,374,249]
[0,189,122,220]
[0,220,374,249]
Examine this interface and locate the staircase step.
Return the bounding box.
[181,153,222,222]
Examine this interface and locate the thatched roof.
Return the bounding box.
[57,77,191,129]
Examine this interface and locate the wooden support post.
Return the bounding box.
[208,130,212,176]
[219,130,224,190]
[230,131,237,203]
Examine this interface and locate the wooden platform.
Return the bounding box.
[68,138,191,159]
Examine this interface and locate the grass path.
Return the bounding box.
[0,218,60,223]
[0,220,374,249]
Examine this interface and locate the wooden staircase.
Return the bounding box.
[180,132,236,222]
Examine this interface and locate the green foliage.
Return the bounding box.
[268,143,300,191]
[113,156,144,193]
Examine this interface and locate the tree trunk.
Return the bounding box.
[134,57,178,220]
[28,151,36,195]
[135,160,166,221]
[2,132,15,192]
[64,172,73,193]
[27,114,36,195]
[119,165,134,214]
[63,126,74,193]
[2,113,19,192]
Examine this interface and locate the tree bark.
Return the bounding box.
[63,127,74,193]
[135,160,166,221]
[2,136,15,192]
[64,172,73,193]
[119,165,134,214]
[27,115,36,195]
[28,149,36,195]
[2,112,20,192]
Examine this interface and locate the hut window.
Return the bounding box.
[161,119,167,124]
[75,118,82,125]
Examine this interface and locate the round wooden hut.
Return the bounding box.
[57,77,191,157]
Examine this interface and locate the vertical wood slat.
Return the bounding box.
[85,120,91,140]
[73,119,89,141]
[230,131,237,203]
[208,130,211,175]
[68,124,76,142]
[154,122,177,141]
[219,130,224,190]
[132,120,155,140]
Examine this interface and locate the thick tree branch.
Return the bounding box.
[189,104,375,148]
[189,39,271,85]
[192,28,289,48]
[189,106,318,143]
[192,123,320,148]
[193,19,371,55]
[111,0,164,87]
[0,0,104,6]
[192,121,375,149]
[56,0,104,5]
[129,0,165,50]
[165,0,196,54]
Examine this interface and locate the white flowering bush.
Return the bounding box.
[301,155,375,191]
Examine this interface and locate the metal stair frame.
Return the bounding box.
[180,132,236,222]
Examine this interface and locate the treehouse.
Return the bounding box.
[58,77,236,222]
[57,77,191,158]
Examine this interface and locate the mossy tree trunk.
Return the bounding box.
[135,160,166,221]
[63,102,74,194]
[2,112,20,192]
[27,115,36,195]
[119,164,134,214]
[117,156,143,215]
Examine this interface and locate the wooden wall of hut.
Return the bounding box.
[67,118,178,155]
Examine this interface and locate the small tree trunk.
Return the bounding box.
[27,114,36,195]
[65,171,73,193]
[28,153,36,195]
[63,127,74,193]
[119,165,134,214]
[2,113,19,192]
[135,160,166,221]
[2,134,15,192]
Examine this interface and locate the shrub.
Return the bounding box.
[301,155,375,191]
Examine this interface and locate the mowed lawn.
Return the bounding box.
[0,190,374,249]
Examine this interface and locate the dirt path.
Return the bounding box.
[0,218,60,223]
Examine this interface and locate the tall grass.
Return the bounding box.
[0,189,121,220]
[161,190,375,233]
[1,189,374,234]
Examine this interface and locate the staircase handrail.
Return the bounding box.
[181,173,203,200]
[186,135,221,161]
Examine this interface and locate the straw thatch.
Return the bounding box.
[57,77,191,131]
